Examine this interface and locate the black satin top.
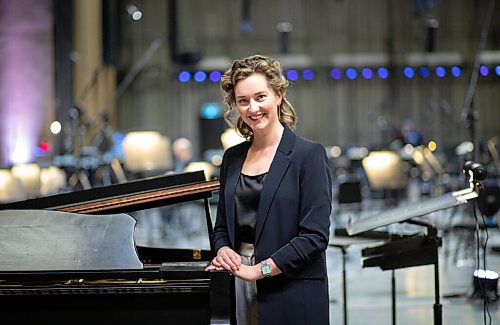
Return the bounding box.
[234,172,267,244]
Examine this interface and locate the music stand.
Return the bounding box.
[346,166,483,325]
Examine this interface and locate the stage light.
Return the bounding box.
[50,121,62,135]
[480,65,489,76]
[178,71,191,82]
[361,68,373,79]
[330,68,342,80]
[377,67,389,79]
[302,69,314,80]
[194,71,207,82]
[435,66,446,78]
[0,169,26,202]
[200,103,222,119]
[345,68,357,80]
[329,146,342,158]
[127,4,143,21]
[403,67,415,78]
[451,66,461,77]
[286,69,299,81]
[428,140,437,152]
[209,71,222,82]
[11,163,41,198]
[122,131,173,172]
[495,65,500,76]
[362,151,408,190]
[418,67,430,78]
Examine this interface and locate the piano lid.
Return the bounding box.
[0,209,143,272]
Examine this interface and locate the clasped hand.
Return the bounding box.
[204,246,261,281]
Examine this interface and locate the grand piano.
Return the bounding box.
[0,171,231,325]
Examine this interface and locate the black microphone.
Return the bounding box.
[463,161,487,181]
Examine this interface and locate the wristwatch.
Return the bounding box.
[260,260,271,277]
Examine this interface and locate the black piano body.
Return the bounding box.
[0,171,231,325]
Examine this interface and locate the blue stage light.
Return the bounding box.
[346,68,357,80]
[480,65,489,76]
[330,68,342,80]
[209,71,222,82]
[361,68,373,79]
[286,69,299,81]
[194,71,207,82]
[418,67,430,78]
[495,65,500,76]
[302,69,314,80]
[404,67,415,78]
[178,71,191,83]
[435,66,446,78]
[451,66,461,77]
[377,67,389,79]
[200,103,222,119]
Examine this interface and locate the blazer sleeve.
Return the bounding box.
[212,149,233,253]
[271,143,333,276]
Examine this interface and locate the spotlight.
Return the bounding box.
[50,121,62,135]
[480,65,489,76]
[209,71,222,82]
[435,66,446,78]
[330,68,342,80]
[418,67,430,78]
[194,71,207,82]
[495,65,500,76]
[403,67,415,79]
[345,68,357,80]
[451,66,461,77]
[377,67,389,79]
[302,69,314,80]
[178,71,191,82]
[361,68,373,79]
[127,4,143,21]
[286,69,299,81]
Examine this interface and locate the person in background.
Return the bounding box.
[172,137,195,173]
[205,54,333,325]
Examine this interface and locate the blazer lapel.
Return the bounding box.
[224,143,249,247]
[255,126,295,245]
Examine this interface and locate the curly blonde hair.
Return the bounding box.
[220,54,297,140]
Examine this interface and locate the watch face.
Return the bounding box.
[261,263,271,276]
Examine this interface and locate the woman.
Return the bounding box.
[205,54,333,325]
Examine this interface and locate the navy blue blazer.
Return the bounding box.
[213,125,333,324]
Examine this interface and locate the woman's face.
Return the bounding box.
[234,73,282,135]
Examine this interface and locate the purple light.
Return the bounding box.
[377,68,389,79]
[435,66,446,78]
[194,71,207,82]
[178,71,191,82]
[330,68,342,80]
[209,71,222,82]
[479,65,489,76]
[361,68,373,79]
[286,69,299,81]
[0,0,52,166]
[345,68,357,80]
[302,69,314,80]
[451,66,461,77]
[403,67,415,78]
[418,67,430,78]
